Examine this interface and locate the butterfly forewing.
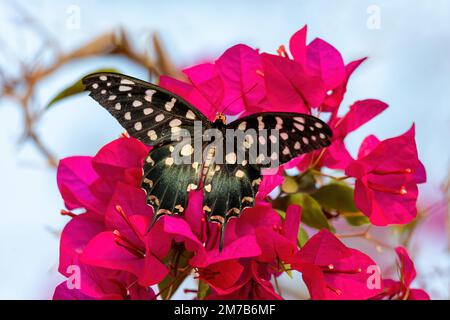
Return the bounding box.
[227,112,332,166]
[82,72,209,147]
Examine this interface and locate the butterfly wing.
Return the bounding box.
[227,112,332,166]
[142,141,202,218]
[83,72,210,219]
[200,142,262,250]
[82,72,210,147]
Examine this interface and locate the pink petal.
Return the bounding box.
[53,282,94,300]
[282,205,302,242]
[395,246,417,288]
[183,63,226,117]
[257,172,284,200]
[104,182,153,244]
[323,58,367,111]
[216,44,265,112]
[289,25,308,64]
[357,135,381,159]
[261,53,312,112]
[306,38,345,90]
[92,137,150,186]
[57,156,104,214]
[408,289,430,300]
[58,213,104,276]
[333,99,388,138]
[81,231,168,286]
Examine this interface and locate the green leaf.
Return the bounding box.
[281,176,298,194]
[45,68,120,110]
[312,182,359,213]
[158,249,193,300]
[295,170,316,193]
[298,226,309,247]
[343,212,370,226]
[288,193,332,231]
[197,280,211,300]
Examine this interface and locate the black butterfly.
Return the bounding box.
[82,72,332,249]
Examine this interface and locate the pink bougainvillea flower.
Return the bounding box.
[55,213,155,300]
[289,98,388,172]
[160,44,267,120]
[199,205,301,297]
[261,53,320,113]
[91,136,150,187]
[322,58,367,112]
[289,26,345,91]
[261,25,347,113]
[57,137,151,218]
[321,98,389,169]
[80,215,168,287]
[206,261,282,300]
[190,234,261,294]
[215,44,267,114]
[188,205,301,296]
[292,229,383,300]
[345,125,426,225]
[375,247,429,300]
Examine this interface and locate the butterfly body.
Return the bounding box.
[82,72,332,249]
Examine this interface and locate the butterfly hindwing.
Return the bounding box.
[202,161,261,225]
[82,72,209,147]
[142,141,201,218]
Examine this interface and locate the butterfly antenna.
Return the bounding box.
[221,83,259,115]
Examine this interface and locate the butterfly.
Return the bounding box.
[82,72,332,249]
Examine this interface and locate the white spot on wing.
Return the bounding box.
[257,116,264,130]
[155,114,165,122]
[294,123,305,131]
[165,98,176,111]
[143,108,153,115]
[133,100,142,107]
[225,152,237,164]
[119,86,132,92]
[186,110,196,120]
[121,79,135,85]
[275,117,283,129]
[134,122,142,131]
[145,89,156,102]
[181,144,194,156]
[235,170,245,178]
[147,130,157,141]
[169,119,182,127]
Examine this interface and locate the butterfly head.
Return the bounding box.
[214,113,227,125]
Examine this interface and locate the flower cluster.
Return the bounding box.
[54,26,428,300]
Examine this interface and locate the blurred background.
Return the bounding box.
[0,0,449,299]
